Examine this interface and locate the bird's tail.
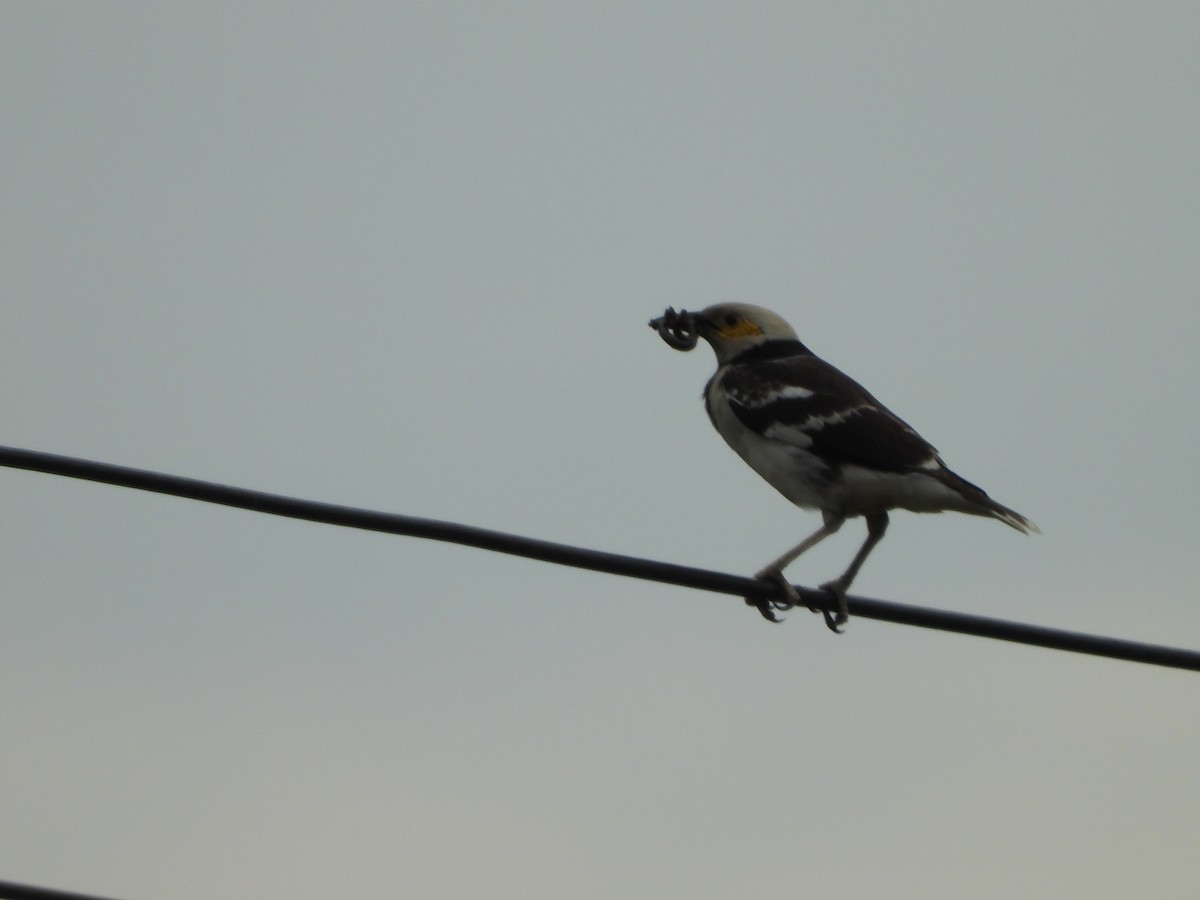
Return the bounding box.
[985,500,1040,535]
[937,469,1040,534]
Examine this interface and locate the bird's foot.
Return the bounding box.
[817,579,850,634]
[744,567,804,623]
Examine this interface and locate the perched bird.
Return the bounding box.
[649,303,1037,631]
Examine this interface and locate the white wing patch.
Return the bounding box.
[758,384,815,402]
[762,406,863,446]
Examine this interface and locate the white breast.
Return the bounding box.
[705,374,832,510]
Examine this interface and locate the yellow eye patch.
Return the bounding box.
[718,318,764,338]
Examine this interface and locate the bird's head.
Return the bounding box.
[649,303,801,363]
[691,303,799,364]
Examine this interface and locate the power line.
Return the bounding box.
[1,444,1197,672]
[0,877,128,900]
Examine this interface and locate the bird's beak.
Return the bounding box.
[649,307,700,351]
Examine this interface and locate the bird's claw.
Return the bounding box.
[648,307,699,351]
[818,579,850,634]
[745,596,782,623]
[745,569,850,634]
[745,568,802,623]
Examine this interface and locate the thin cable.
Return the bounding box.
[0,877,128,900]
[1,444,1197,672]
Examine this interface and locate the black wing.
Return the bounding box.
[721,355,940,473]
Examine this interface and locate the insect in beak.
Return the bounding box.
[649,307,700,351]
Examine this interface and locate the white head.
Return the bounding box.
[693,303,800,364]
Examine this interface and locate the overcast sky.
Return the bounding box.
[3,4,1199,899]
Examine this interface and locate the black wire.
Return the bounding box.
[0,877,128,900]
[1,444,1198,672]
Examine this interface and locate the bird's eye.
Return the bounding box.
[723,313,740,327]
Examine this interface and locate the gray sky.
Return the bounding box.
[3,4,1199,898]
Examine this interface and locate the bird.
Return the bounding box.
[649,302,1037,631]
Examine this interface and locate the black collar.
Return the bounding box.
[727,339,811,365]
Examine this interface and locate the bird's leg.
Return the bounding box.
[746,515,844,622]
[819,512,889,632]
